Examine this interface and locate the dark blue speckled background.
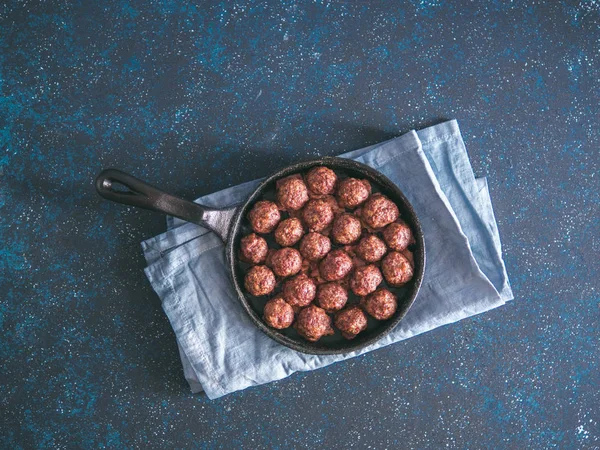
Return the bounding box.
[1,1,599,448]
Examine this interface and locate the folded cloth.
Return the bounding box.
[142,120,513,399]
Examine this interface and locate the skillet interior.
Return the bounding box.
[226,157,425,355]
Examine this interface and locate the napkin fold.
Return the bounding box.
[142,120,512,399]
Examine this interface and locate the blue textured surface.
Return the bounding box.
[1,1,598,448]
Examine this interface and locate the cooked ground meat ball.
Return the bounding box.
[274,218,304,247]
[321,194,343,213]
[239,233,268,265]
[336,178,371,209]
[263,297,295,329]
[331,213,362,245]
[305,166,337,195]
[319,249,353,281]
[381,251,414,286]
[361,194,399,229]
[248,200,281,234]
[383,221,413,251]
[295,305,334,342]
[350,264,383,296]
[334,306,368,339]
[244,265,276,296]
[283,274,317,307]
[355,234,387,262]
[316,282,348,312]
[362,288,397,320]
[269,248,302,278]
[277,175,309,211]
[302,198,334,232]
[299,232,331,261]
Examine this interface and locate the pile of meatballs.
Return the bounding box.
[240,166,415,343]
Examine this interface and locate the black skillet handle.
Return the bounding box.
[95,169,206,225]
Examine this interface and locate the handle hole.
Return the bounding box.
[109,180,136,194]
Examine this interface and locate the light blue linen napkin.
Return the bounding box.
[142,120,513,399]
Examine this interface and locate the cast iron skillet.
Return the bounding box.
[95,157,425,355]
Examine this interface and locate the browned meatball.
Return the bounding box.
[277,175,309,211]
[382,251,414,286]
[283,274,317,307]
[263,297,295,329]
[306,166,337,195]
[302,198,334,232]
[361,194,399,229]
[331,213,362,245]
[319,249,353,281]
[244,265,276,296]
[336,178,371,208]
[269,248,302,278]
[274,218,304,247]
[248,200,281,234]
[295,305,334,342]
[240,233,268,265]
[362,288,397,320]
[334,306,368,339]
[316,282,348,312]
[299,232,331,261]
[383,221,413,252]
[350,264,383,296]
[355,234,387,263]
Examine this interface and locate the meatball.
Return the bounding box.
[248,200,281,234]
[350,264,383,296]
[316,282,348,312]
[277,175,309,211]
[381,251,414,286]
[269,248,302,278]
[244,265,276,296]
[319,249,353,281]
[239,233,268,265]
[295,305,334,342]
[334,306,368,339]
[283,274,317,307]
[336,178,371,209]
[263,297,295,329]
[355,234,387,263]
[361,194,399,229]
[306,166,337,195]
[331,213,362,245]
[274,218,304,247]
[383,221,413,252]
[362,288,397,320]
[302,198,334,232]
[299,232,331,261]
